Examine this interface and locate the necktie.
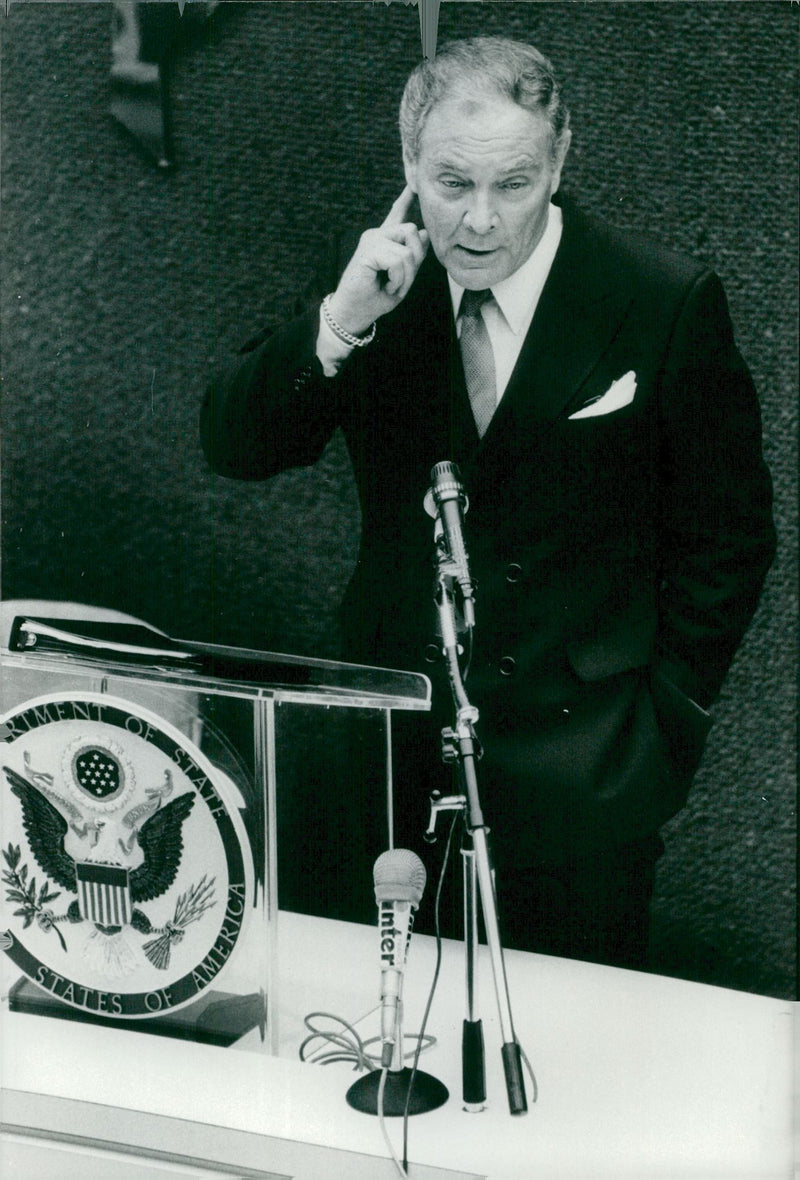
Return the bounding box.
[459,288,497,438]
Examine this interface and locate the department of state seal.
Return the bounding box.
[1,693,255,1020]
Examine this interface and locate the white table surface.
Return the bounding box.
[1,909,795,1179]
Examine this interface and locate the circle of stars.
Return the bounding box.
[73,747,123,800]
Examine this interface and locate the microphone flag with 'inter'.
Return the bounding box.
[374,848,426,1068]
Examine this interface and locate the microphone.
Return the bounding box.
[424,461,475,628]
[374,848,426,1069]
[346,848,448,1115]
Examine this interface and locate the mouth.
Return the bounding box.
[455,245,498,258]
[452,244,502,268]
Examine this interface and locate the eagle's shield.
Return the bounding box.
[76,861,132,927]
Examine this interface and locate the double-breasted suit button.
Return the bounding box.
[499,656,516,676]
[505,563,522,584]
[293,365,312,392]
[424,644,440,664]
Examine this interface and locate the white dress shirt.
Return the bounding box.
[317,203,563,387]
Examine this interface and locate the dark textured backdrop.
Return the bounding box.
[1,1,796,998]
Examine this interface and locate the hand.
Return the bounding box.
[327,186,430,337]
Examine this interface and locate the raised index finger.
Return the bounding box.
[382,184,417,229]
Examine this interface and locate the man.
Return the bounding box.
[201,37,775,968]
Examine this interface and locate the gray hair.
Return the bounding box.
[399,36,570,162]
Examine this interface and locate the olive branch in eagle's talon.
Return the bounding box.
[142,874,217,969]
[2,842,68,952]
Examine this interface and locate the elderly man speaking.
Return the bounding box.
[201,37,775,969]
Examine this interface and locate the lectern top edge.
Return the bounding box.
[3,616,432,711]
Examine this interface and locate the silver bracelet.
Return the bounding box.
[321,294,376,348]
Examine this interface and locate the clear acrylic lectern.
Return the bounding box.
[0,614,430,1056]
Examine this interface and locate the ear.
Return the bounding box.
[403,150,419,194]
[549,129,572,196]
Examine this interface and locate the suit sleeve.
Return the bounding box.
[200,306,348,480]
[655,271,776,708]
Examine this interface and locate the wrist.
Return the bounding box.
[323,293,377,345]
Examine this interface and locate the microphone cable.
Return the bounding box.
[460,617,474,682]
[298,1009,436,1071]
[378,1067,408,1179]
[400,805,461,1173]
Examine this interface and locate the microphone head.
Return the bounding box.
[373,848,426,907]
[424,460,468,518]
[430,460,461,484]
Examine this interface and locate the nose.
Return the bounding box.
[462,191,497,235]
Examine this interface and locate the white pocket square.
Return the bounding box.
[568,370,637,419]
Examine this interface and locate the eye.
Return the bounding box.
[501,179,529,191]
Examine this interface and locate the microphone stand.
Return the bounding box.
[429,559,528,1117]
[461,842,487,1112]
[346,987,448,1116]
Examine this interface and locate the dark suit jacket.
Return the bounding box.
[201,199,775,868]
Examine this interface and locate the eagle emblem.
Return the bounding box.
[1,694,254,1024]
[2,738,213,977]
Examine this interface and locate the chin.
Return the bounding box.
[456,275,494,291]
[452,264,509,290]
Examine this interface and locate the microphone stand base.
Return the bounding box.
[346,1067,449,1116]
